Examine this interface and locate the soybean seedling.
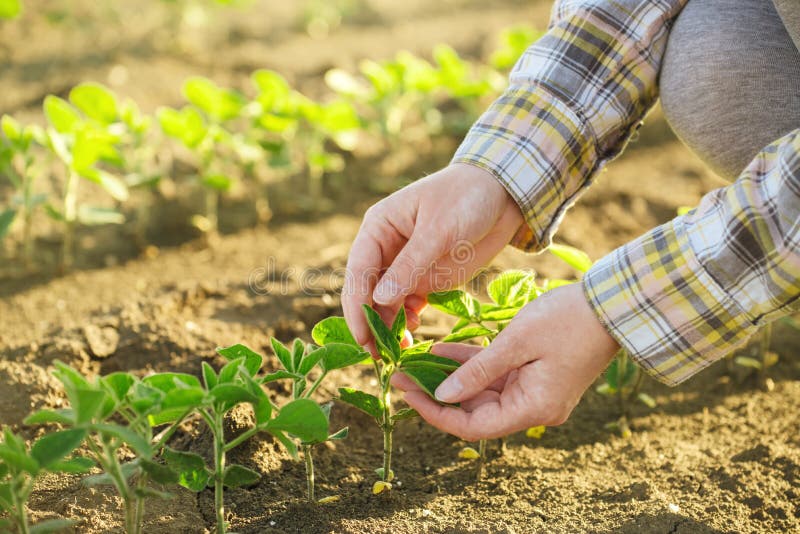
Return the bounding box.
[41,94,130,269]
[427,270,545,480]
[332,306,460,495]
[24,363,198,534]
[158,77,252,240]
[265,331,366,502]
[488,25,543,71]
[163,345,329,534]
[0,115,46,268]
[0,427,92,534]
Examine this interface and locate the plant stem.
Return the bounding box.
[133,475,146,534]
[304,372,328,399]
[11,475,30,534]
[21,163,33,269]
[302,444,315,503]
[205,188,219,237]
[476,439,487,481]
[617,351,629,418]
[381,385,393,483]
[62,170,79,270]
[213,413,226,534]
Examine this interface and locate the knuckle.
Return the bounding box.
[466,357,493,389]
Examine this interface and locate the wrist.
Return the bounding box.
[449,162,525,228]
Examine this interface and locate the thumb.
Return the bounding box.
[372,231,447,307]
[433,316,532,403]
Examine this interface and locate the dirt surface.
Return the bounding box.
[1,1,799,533]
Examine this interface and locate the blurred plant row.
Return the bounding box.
[0,26,542,271]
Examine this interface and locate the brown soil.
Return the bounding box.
[1,1,799,533]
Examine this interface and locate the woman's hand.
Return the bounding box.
[342,163,523,343]
[393,283,621,441]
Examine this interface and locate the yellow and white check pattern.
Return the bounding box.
[452,0,800,385]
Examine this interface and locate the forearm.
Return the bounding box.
[453,0,687,251]
[584,129,800,385]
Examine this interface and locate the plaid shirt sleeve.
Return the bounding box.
[452,0,800,386]
[452,0,687,250]
[584,130,800,385]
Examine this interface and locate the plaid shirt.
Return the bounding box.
[452,0,800,385]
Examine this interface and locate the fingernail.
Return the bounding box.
[373,279,398,306]
[435,376,463,402]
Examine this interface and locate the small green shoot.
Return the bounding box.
[332,306,459,494]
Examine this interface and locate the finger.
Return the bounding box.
[373,230,448,308]
[405,294,427,314]
[432,343,507,391]
[342,230,384,345]
[404,305,421,332]
[404,390,526,442]
[430,343,482,362]
[433,318,533,403]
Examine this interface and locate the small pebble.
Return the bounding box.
[668,503,680,513]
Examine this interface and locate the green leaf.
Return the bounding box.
[442,325,495,343]
[77,206,125,226]
[605,356,637,391]
[402,366,449,399]
[83,460,139,487]
[24,409,75,426]
[0,443,39,474]
[74,388,108,424]
[31,429,87,469]
[92,423,152,456]
[43,96,81,133]
[479,304,520,322]
[0,0,22,20]
[297,346,326,376]
[159,387,206,412]
[239,372,272,425]
[210,384,258,408]
[270,429,298,460]
[200,174,233,192]
[391,408,419,422]
[162,448,210,492]
[328,427,349,441]
[156,106,207,149]
[400,353,461,372]
[428,290,481,321]
[291,339,305,371]
[69,83,118,124]
[218,356,245,384]
[487,270,537,307]
[216,344,263,376]
[268,399,329,444]
[319,343,368,372]
[260,370,303,383]
[337,388,383,421]
[1,114,21,141]
[48,457,95,474]
[201,362,217,390]
[140,458,179,484]
[142,373,201,393]
[734,356,763,370]
[548,243,593,273]
[391,307,406,341]
[311,316,359,347]
[0,209,16,240]
[80,168,129,202]
[29,519,77,534]
[270,338,295,372]
[362,305,400,363]
[637,392,656,409]
[402,340,434,356]
[222,464,260,488]
[101,373,135,403]
[182,77,245,123]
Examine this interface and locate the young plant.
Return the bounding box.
[0,427,92,534]
[23,363,196,534]
[488,25,543,71]
[41,94,130,269]
[0,115,46,268]
[162,345,330,533]
[266,331,366,502]
[427,269,544,479]
[158,77,253,239]
[330,306,459,494]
